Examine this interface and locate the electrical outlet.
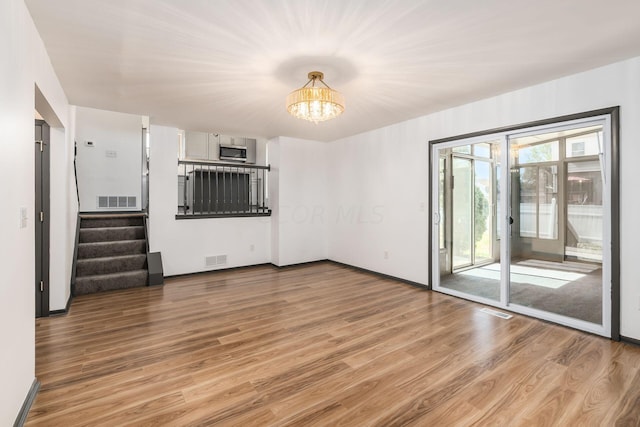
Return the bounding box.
[250,244,255,252]
[384,251,389,259]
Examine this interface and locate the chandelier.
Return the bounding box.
[286,71,345,123]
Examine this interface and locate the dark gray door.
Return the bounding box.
[35,120,50,317]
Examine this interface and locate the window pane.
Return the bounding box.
[452,145,471,154]
[439,157,446,250]
[538,166,558,239]
[496,165,501,239]
[566,160,603,261]
[566,132,602,158]
[519,167,537,237]
[474,160,492,262]
[452,158,473,268]
[517,141,559,164]
[473,143,491,158]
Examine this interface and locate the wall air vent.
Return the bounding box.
[97,196,137,209]
[205,255,228,267]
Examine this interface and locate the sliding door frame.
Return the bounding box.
[428,107,620,340]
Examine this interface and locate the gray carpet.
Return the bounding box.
[75,214,148,295]
[440,259,603,324]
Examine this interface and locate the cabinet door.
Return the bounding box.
[185,131,209,160]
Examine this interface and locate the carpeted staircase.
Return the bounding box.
[75,214,149,295]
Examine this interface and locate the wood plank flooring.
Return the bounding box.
[27,262,640,426]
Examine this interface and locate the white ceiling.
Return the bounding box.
[25,0,640,142]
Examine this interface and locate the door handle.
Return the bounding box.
[509,216,514,225]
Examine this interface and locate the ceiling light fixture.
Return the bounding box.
[286,71,345,123]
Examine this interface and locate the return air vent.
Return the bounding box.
[97,196,137,209]
[480,307,513,319]
[205,254,227,267]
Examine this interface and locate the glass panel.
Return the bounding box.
[440,140,500,302]
[474,160,492,263]
[439,157,446,250]
[518,167,537,237]
[473,143,491,158]
[509,124,604,326]
[516,141,559,164]
[566,160,603,262]
[566,132,602,158]
[538,166,558,240]
[494,142,501,240]
[452,157,473,269]
[452,145,471,154]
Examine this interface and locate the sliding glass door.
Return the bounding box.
[439,140,501,302]
[432,115,613,337]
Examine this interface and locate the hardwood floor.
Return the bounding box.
[27,262,640,426]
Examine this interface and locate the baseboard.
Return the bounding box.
[164,262,273,279]
[49,294,73,316]
[165,259,428,291]
[621,335,640,347]
[13,379,39,427]
[270,259,329,269]
[328,260,429,290]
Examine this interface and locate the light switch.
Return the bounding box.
[20,207,27,228]
[106,150,117,158]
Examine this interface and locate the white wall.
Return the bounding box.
[48,120,77,311]
[75,107,143,211]
[0,0,74,423]
[328,56,640,340]
[148,125,270,275]
[328,124,430,283]
[269,137,328,266]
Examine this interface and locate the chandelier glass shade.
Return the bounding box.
[286,71,345,123]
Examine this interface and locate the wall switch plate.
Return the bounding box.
[105,150,117,158]
[20,207,27,228]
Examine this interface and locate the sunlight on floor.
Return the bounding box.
[458,263,586,289]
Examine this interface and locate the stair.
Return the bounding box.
[75,213,149,295]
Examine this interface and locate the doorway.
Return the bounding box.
[431,110,618,338]
[35,119,50,317]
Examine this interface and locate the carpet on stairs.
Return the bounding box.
[75,214,149,296]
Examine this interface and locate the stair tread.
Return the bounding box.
[80,226,144,230]
[75,269,148,280]
[77,254,147,263]
[78,239,146,246]
[80,213,146,218]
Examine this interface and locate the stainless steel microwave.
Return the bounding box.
[219,144,247,162]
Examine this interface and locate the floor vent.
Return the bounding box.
[206,254,227,267]
[480,307,513,319]
[97,196,137,209]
